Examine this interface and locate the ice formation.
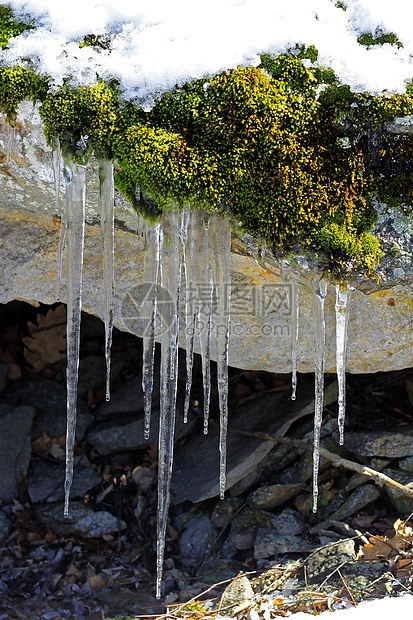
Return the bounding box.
[62,160,86,518]
[312,278,328,512]
[335,284,352,445]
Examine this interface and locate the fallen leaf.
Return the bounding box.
[22,305,66,371]
[32,432,65,458]
[88,574,108,589]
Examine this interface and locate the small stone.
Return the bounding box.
[132,466,156,494]
[0,512,12,539]
[179,514,218,563]
[330,484,380,522]
[211,497,244,528]
[94,374,145,417]
[247,483,307,511]
[271,508,306,535]
[254,530,305,559]
[7,376,92,441]
[337,430,413,458]
[0,403,35,502]
[219,576,254,609]
[400,456,413,472]
[230,507,273,550]
[34,501,126,538]
[27,460,100,503]
[307,539,356,581]
[382,469,413,514]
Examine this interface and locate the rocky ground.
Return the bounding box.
[1,300,413,619]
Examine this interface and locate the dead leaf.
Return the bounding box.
[88,574,108,589]
[32,431,65,458]
[22,305,66,371]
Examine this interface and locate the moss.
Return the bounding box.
[0,5,33,50]
[357,30,403,49]
[1,10,413,279]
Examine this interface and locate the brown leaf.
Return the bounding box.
[22,305,66,371]
[88,574,108,589]
[32,431,65,458]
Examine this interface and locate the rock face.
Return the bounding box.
[1,102,413,373]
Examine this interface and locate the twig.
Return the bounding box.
[229,427,413,499]
[337,567,357,606]
[217,571,243,615]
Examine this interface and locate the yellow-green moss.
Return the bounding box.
[0,5,33,50]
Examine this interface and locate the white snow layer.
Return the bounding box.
[2,0,413,104]
[292,593,413,618]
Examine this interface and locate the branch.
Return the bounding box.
[229,427,413,499]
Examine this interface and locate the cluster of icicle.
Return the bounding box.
[53,146,231,598]
[53,144,353,599]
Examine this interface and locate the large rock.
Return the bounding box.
[1,102,413,374]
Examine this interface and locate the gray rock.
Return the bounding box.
[179,514,218,563]
[330,484,380,522]
[229,507,274,550]
[95,374,145,417]
[337,429,413,457]
[247,483,307,511]
[7,376,93,441]
[400,456,413,472]
[3,103,413,376]
[27,460,100,503]
[172,378,329,504]
[307,539,356,581]
[254,530,306,559]
[382,469,413,514]
[211,497,244,529]
[219,576,254,609]
[34,501,125,538]
[88,397,192,454]
[0,512,12,540]
[77,355,106,400]
[0,403,35,502]
[271,508,306,535]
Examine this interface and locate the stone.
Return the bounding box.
[229,507,274,550]
[34,501,126,538]
[219,576,254,609]
[0,403,35,502]
[382,469,413,514]
[254,530,306,559]
[247,483,307,511]
[329,484,381,522]
[211,497,244,529]
[307,539,356,581]
[94,374,145,417]
[3,103,413,375]
[271,508,306,535]
[400,456,413,472]
[27,460,101,503]
[7,376,93,441]
[172,378,333,504]
[336,429,413,458]
[178,514,218,564]
[0,512,12,540]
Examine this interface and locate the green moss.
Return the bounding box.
[1,13,413,280]
[357,30,403,49]
[0,5,33,50]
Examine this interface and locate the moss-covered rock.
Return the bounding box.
[1,7,413,280]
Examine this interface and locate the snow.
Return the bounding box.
[3,0,413,106]
[291,593,413,618]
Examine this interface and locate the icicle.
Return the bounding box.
[156,210,181,599]
[210,214,231,499]
[335,283,352,445]
[179,205,196,423]
[98,158,115,401]
[280,267,300,400]
[63,160,86,518]
[53,140,67,302]
[6,124,15,164]
[142,220,160,441]
[312,278,328,513]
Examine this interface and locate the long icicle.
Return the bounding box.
[335,283,352,445]
[210,214,231,499]
[156,210,181,599]
[197,213,213,434]
[142,220,160,440]
[53,139,67,302]
[98,158,115,401]
[281,266,300,400]
[180,205,196,423]
[312,278,328,514]
[64,160,86,518]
